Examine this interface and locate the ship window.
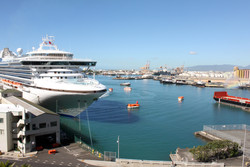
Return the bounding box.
[58,72,60,74]
[65,77,67,79]
[0,118,3,123]
[21,61,48,65]
[50,77,52,79]
[63,72,65,74]
[57,77,59,79]
[68,62,96,66]
[60,77,63,79]
[74,76,76,78]
[50,61,69,65]
[54,72,56,74]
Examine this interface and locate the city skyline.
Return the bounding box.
[1,0,250,70]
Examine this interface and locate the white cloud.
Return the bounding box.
[189,51,197,55]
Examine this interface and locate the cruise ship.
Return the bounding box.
[0,35,106,117]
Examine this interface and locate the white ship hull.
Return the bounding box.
[2,84,105,117]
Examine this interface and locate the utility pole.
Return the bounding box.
[242,124,247,167]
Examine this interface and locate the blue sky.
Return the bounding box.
[1,0,250,70]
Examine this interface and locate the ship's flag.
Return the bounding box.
[49,41,52,44]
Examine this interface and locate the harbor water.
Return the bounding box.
[60,76,250,161]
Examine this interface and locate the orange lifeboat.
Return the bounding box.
[178,96,184,102]
[127,101,140,109]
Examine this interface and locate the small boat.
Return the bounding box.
[193,81,205,87]
[176,80,188,85]
[120,82,131,86]
[124,87,132,91]
[178,96,184,102]
[127,101,140,109]
[109,88,113,92]
[161,78,174,84]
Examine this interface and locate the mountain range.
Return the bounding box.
[186,64,250,72]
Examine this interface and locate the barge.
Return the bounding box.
[213,91,250,109]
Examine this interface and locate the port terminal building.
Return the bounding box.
[0,89,60,154]
[234,66,250,79]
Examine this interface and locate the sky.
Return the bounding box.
[0,0,250,70]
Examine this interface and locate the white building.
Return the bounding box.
[0,89,60,154]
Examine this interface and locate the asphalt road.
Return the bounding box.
[0,143,101,167]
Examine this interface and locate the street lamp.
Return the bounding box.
[117,136,120,159]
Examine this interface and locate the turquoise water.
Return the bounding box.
[61,76,250,161]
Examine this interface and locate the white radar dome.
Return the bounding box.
[17,48,23,55]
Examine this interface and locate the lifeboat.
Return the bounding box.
[127,101,140,109]
[178,96,184,102]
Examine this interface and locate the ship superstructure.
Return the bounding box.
[0,35,106,117]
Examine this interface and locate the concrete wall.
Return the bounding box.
[0,112,12,152]
[29,114,60,150]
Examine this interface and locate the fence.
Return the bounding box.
[203,124,248,145]
[204,124,250,131]
[104,151,116,162]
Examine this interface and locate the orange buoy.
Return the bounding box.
[178,96,184,102]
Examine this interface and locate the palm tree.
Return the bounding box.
[0,161,15,167]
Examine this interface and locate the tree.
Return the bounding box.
[0,161,15,167]
[190,140,240,162]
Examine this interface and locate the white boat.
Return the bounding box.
[120,82,131,86]
[0,35,106,117]
[193,81,206,87]
[141,73,154,79]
